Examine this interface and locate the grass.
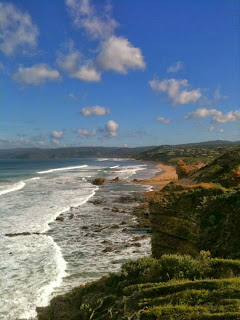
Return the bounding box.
[37,253,240,320]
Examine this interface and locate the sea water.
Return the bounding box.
[0,158,161,320]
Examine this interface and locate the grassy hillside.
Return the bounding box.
[193,148,240,187]
[37,253,240,320]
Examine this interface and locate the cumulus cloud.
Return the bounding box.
[0,2,39,56]
[149,78,201,105]
[184,108,221,119]
[156,116,171,124]
[77,128,97,137]
[57,49,81,74]
[65,0,118,40]
[185,108,240,123]
[167,61,183,73]
[73,64,101,81]
[80,106,110,116]
[52,139,61,145]
[12,64,61,85]
[64,1,146,80]
[57,47,101,82]
[97,36,146,74]
[105,120,119,137]
[51,131,63,138]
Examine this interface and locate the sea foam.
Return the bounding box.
[0,181,26,196]
[37,164,88,174]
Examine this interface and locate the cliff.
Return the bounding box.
[149,182,240,259]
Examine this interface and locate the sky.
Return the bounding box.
[0,0,239,148]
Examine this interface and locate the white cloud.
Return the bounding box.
[213,110,240,123]
[81,106,110,116]
[150,78,201,105]
[184,108,221,119]
[72,64,101,81]
[51,131,63,138]
[12,64,61,85]
[105,120,119,137]
[157,116,171,124]
[57,48,101,82]
[52,139,61,145]
[97,36,146,74]
[0,2,39,56]
[123,144,128,148]
[77,128,97,137]
[57,50,81,74]
[219,129,224,133]
[185,108,240,123]
[65,0,118,40]
[167,61,183,73]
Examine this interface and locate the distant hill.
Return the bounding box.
[0,146,156,159]
[135,140,240,165]
[1,141,239,160]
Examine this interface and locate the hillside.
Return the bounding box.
[135,141,240,165]
[192,148,240,187]
[0,146,156,159]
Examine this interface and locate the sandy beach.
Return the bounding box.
[136,163,178,190]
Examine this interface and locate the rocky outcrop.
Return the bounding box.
[149,182,240,259]
[92,178,105,186]
[111,177,119,182]
[176,160,196,178]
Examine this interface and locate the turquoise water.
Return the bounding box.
[0,158,160,319]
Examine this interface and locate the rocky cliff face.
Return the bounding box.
[149,182,240,259]
[176,160,197,178]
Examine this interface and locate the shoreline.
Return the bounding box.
[135,162,178,190]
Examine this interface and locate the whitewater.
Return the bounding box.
[0,158,159,319]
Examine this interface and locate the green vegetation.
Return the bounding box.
[149,182,240,259]
[37,253,240,320]
[193,148,240,187]
[135,142,240,165]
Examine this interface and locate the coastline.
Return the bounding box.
[135,162,178,190]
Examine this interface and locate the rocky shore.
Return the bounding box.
[37,148,240,320]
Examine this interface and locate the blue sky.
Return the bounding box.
[0,0,239,148]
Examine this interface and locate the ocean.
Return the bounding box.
[0,158,161,320]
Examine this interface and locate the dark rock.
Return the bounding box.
[112,207,119,212]
[89,199,105,205]
[111,177,119,182]
[102,239,110,244]
[69,213,74,219]
[56,216,64,222]
[82,226,89,230]
[92,178,105,186]
[5,232,40,237]
[110,224,120,229]
[103,246,114,253]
